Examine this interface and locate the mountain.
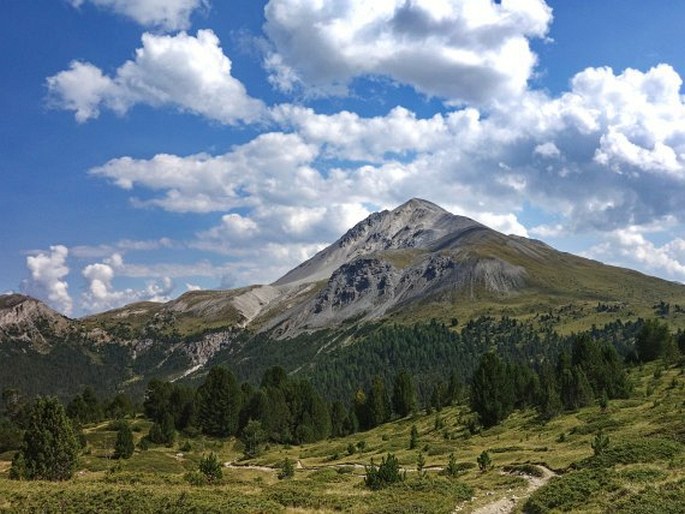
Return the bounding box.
[2,198,685,397]
[0,294,72,351]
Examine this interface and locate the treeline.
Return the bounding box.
[470,333,631,428]
[140,365,433,449]
[305,316,650,404]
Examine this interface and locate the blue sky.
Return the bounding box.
[2,0,685,316]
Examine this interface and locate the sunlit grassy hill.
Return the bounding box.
[1,361,683,513]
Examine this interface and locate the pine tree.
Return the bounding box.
[636,319,672,362]
[392,370,417,417]
[470,352,514,428]
[368,376,391,427]
[198,452,223,483]
[241,419,266,458]
[113,422,134,459]
[409,424,419,449]
[11,397,79,481]
[330,400,348,437]
[197,367,243,437]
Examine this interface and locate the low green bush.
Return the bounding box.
[524,469,617,513]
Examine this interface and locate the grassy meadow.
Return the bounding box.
[0,362,683,513]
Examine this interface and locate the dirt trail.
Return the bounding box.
[453,465,556,514]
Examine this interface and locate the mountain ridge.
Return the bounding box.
[2,198,685,397]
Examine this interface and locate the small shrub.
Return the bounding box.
[592,432,610,456]
[477,451,492,472]
[356,440,367,452]
[524,469,616,513]
[364,453,405,490]
[198,452,223,484]
[184,470,206,486]
[502,464,544,478]
[179,441,192,452]
[444,453,460,477]
[278,457,295,480]
[346,443,355,456]
[416,452,426,477]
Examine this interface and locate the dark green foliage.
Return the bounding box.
[364,453,405,490]
[608,478,685,514]
[143,379,173,423]
[0,417,23,452]
[537,363,562,421]
[113,422,134,459]
[104,393,134,419]
[471,352,514,427]
[330,400,348,437]
[66,387,103,425]
[586,437,683,468]
[197,367,243,437]
[591,432,609,456]
[278,457,295,480]
[148,412,175,446]
[308,317,564,405]
[198,452,223,483]
[636,319,673,362]
[11,396,79,481]
[477,450,492,472]
[367,376,391,428]
[416,451,426,476]
[241,419,266,458]
[409,424,419,449]
[444,453,460,477]
[392,370,417,417]
[524,469,616,514]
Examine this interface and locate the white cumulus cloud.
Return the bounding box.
[81,254,175,312]
[263,0,553,103]
[47,30,264,124]
[22,245,73,315]
[69,0,208,31]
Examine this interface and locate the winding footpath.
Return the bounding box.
[223,460,557,514]
[453,465,557,514]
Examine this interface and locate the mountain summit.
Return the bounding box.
[3,198,685,396]
[275,198,486,287]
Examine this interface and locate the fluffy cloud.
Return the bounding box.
[69,0,207,31]
[585,227,685,281]
[47,30,264,124]
[22,246,73,315]
[81,254,174,312]
[263,0,552,103]
[87,60,685,285]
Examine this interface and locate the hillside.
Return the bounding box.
[0,361,682,513]
[2,198,685,398]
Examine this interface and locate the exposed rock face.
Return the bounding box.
[268,252,527,338]
[0,294,71,350]
[275,198,484,286]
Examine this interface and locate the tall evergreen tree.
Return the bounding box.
[113,422,134,459]
[368,376,391,427]
[636,319,672,362]
[197,367,243,437]
[11,397,79,481]
[470,352,514,428]
[330,400,348,438]
[392,370,417,417]
[143,379,172,423]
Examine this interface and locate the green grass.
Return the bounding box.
[0,362,683,513]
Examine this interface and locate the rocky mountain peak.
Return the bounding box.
[0,294,71,349]
[275,198,484,286]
